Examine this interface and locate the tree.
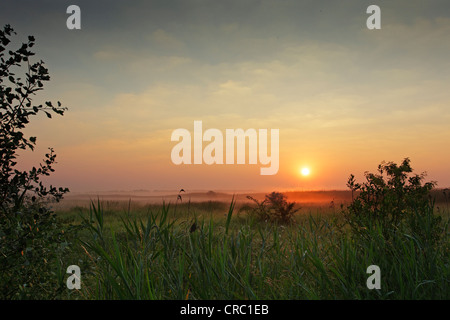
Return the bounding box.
[345,158,441,242]
[0,24,70,299]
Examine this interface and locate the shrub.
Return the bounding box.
[344,158,442,243]
[0,24,71,299]
[246,192,299,223]
[341,159,448,299]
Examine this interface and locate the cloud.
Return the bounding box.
[151,29,185,49]
[6,0,450,190]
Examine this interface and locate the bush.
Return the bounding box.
[246,192,299,223]
[344,158,443,243]
[0,203,70,299]
[337,159,449,299]
[0,25,71,299]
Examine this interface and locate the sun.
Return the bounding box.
[300,167,310,176]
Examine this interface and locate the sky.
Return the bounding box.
[1,0,450,193]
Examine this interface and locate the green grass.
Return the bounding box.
[56,199,449,300]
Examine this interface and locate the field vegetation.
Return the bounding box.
[55,168,449,300]
[1,24,448,300]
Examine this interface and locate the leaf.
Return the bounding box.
[225,195,235,235]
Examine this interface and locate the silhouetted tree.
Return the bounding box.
[0,24,70,299]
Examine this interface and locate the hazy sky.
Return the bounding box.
[1,0,450,192]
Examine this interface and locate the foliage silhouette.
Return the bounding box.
[246,191,299,223]
[345,158,442,243]
[0,24,71,299]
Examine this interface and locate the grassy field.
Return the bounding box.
[55,193,449,300]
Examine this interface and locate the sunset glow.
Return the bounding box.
[2,0,449,193]
[301,168,311,177]
[2,1,450,304]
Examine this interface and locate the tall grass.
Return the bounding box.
[68,197,448,300]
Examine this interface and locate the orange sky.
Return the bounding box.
[4,0,450,192]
